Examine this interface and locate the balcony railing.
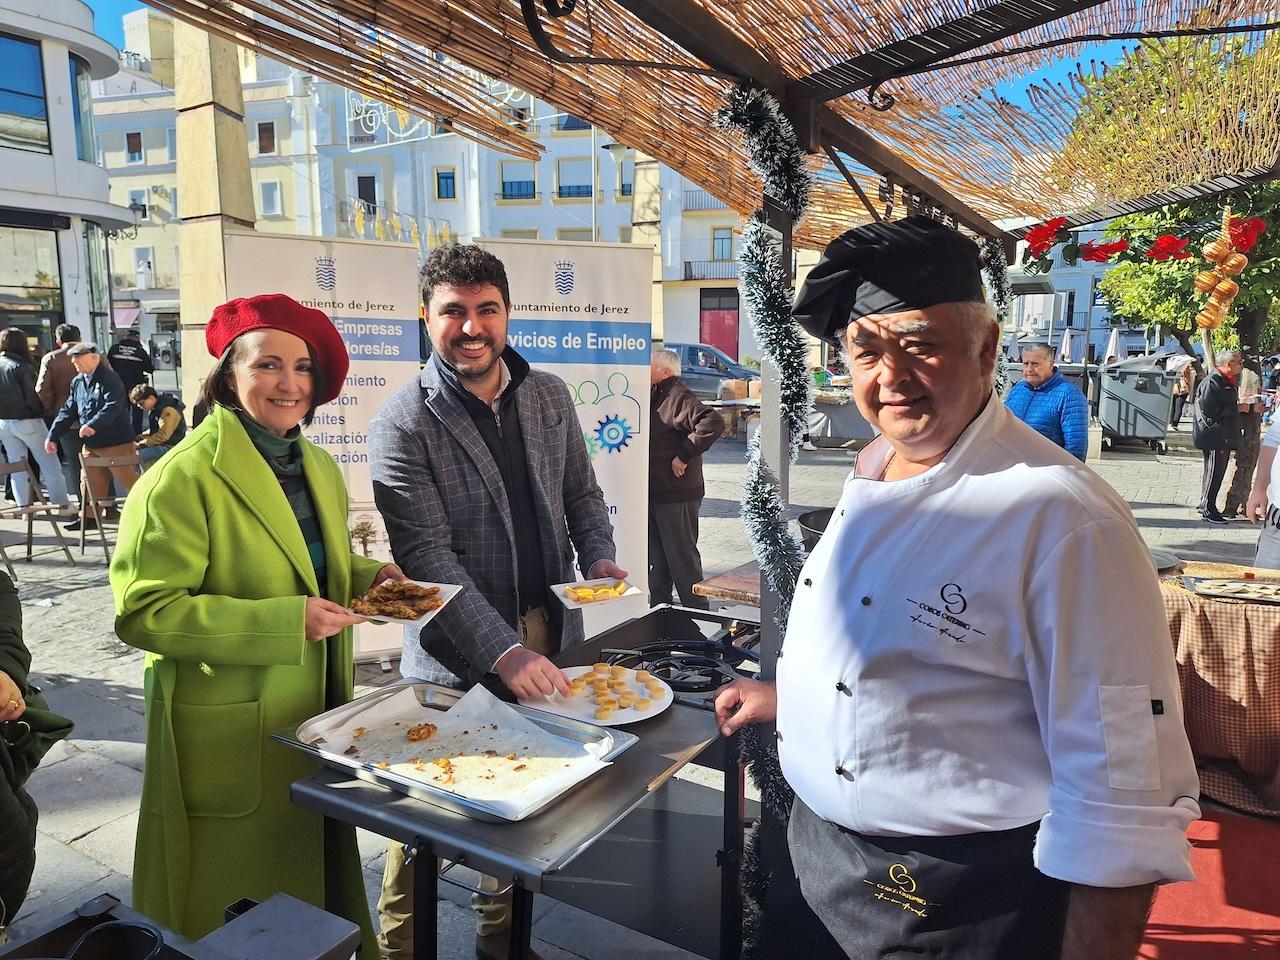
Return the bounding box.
[619,183,633,197]
[500,181,537,200]
[684,260,739,280]
[555,114,591,131]
[557,184,593,198]
[683,188,729,211]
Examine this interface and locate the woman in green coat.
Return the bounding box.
[111,295,400,957]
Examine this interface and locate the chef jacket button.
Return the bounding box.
[835,681,848,693]
[835,764,846,776]
[860,596,872,606]
[803,578,812,587]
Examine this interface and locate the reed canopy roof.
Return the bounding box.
[146,0,1280,247]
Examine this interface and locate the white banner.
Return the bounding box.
[225,232,420,661]
[479,238,653,632]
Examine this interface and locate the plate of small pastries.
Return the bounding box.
[552,577,643,609]
[519,663,674,726]
[1185,576,1280,605]
[349,579,463,626]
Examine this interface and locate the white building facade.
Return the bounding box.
[1,0,131,352]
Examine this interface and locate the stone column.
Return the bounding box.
[175,21,255,404]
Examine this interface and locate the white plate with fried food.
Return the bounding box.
[519,664,674,726]
[1186,576,1280,605]
[552,577,642,609]
[349,579,463,626]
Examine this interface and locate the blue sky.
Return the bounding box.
[87,0,143,50]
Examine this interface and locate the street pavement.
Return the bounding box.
[4,434,1260,957]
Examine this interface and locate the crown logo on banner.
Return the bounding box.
[315,256,337,292]
[552,259,575,296]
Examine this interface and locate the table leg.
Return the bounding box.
[719,733,744,960]
[507,883,535,960]
[410,836,437,960]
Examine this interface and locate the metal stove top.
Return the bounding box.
[600,620,761,694]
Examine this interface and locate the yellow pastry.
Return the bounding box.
[618,693,637,708]
[609,665,627,677]
[593,662,610,673]
[634,698,652,711]
[594,706,616,721]
[635,669,652,682]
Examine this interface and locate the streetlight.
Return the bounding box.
[597,140,631,240]
[106,200,147,242]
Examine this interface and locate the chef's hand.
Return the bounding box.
[304,597,367,643]
[587,559,629,581]
[44,439,58,455]
[671,457,687,478]
[78,424,95,439]
[1246,488,1268,523]
[371,563,406,587]
[495,646,571,700]
[0,670,26,722]
[714,679,777,737]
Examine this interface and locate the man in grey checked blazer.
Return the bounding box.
[369,243,625,960]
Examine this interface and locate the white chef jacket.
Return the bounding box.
[777,393,1200,888]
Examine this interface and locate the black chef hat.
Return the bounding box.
[793,215,985,345]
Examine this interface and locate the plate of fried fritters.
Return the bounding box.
[349,579,463,626]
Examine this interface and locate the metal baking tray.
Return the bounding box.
[272,680,639,822]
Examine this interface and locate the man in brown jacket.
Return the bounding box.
[649,348,725,608]
[35,323,85,498]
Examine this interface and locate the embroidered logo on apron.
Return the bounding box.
[862,863,937,918]
[904,582,988,643]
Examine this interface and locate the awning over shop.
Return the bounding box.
[112,306,141,328]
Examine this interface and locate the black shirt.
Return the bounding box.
[432,349,547,614]
[106,339,154,391]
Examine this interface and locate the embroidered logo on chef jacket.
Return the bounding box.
[862,863,937,918]
[904,583,987,643]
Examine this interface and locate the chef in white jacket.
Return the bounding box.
[715,216,1199,960]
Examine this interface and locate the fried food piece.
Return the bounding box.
[353,726,367,739]
[593,662,610,673]
[375,761,390,769]
[634,698,652,711]
[367,581,440,601]
[646,682,665,698]
[351,597,420,619]
[432,757,455,784]
[595,695,618,708]
[505,753,518,761]
[609,665,627,678]
[343,745,360,756]
[406,722,438,742]
[608,679,629,692]
[618,692,637,708]
[594,706,616,720]
[635,670,652,682]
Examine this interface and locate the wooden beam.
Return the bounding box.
[609,0,1009,239]
[799,0,1109,102]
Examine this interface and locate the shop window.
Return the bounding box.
[0,225,62,313]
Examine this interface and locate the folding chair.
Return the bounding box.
[0,458,76,580]
[78,451,143,563]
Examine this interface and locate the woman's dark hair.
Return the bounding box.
[196,335,327,427]
[420,243,511,307]
[0,328,31,361]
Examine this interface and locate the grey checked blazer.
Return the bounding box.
[369,356,617,686]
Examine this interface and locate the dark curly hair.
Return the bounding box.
[420,244,510,308]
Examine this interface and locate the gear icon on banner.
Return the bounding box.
[582,431,600,458]
[595,414,633,453]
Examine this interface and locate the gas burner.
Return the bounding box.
[600,624,762,694]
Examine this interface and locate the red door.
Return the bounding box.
[699,308,739,360]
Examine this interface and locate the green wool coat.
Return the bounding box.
[111,403,384,957]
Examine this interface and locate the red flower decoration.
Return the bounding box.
[1146,234,1191,261]
[1229,216,1266,252]
[1079,239,1129,262]
[1026,216,1068,259]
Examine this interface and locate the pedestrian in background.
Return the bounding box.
[111,294,394,957]
[0,328,71,513]
[1224,359,1264,518]
[1192,350,1242,524]
[108,328,154,433]
[649,348,724,608]
[1003,343,1088,460]
[35,323,87,499]
[129,384,188,467]
[43,344,137,531]
[1170,362,1196,429]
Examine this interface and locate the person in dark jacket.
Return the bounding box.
[43,343,138,530]
[108,329,154,433]
[0,328,71,510]
[649,348,724,608]
[0,571,72,927]
[129,384,188,467]
[1192,350,1243,524]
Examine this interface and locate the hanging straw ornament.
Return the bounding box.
[1193,206,1243,330]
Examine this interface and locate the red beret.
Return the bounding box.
[206,294,349,405]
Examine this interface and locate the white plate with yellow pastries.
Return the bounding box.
[519,664,674,726]
[552,577,642,609]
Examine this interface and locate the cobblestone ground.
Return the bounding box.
[5,436,1259,956]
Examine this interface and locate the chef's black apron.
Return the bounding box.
[758,798,1071,959]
